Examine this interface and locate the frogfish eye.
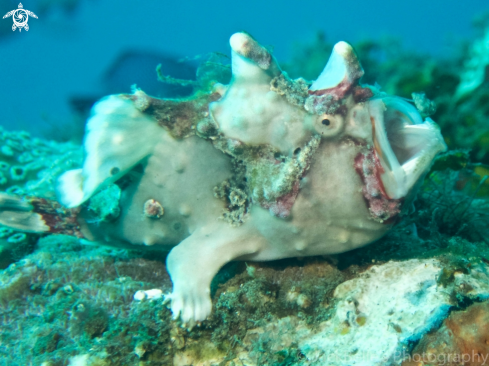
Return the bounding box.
[314,114,344,137]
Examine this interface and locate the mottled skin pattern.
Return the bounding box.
[85,109,392,323]
[1,33,446,326]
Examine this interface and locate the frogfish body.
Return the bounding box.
[0,33,446,324]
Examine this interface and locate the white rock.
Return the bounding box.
[301,259,451,366]
[68,354,90,366]
[133,288,163,301]
[171,258,489,366]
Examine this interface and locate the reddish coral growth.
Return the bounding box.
[446,302,489,364]
[403,301,489,366]
[354,149,401,223]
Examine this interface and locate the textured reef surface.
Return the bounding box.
[0,26,489,366]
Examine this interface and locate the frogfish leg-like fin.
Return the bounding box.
[56,94,164,208]
[165,223,265,327]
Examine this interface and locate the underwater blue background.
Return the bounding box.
[2,2,489,364]
[0,0,488,138]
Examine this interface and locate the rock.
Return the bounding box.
[202,258,489,366]
[301,259,452,366]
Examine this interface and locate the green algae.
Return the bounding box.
[0,235,175,366]
[87,184,122,223]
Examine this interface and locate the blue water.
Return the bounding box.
[0,0,488,138]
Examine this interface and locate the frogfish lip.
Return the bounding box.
[367,96,447,200]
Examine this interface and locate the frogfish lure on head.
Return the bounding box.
[0,33,446,325]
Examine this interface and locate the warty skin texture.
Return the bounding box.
[0,33,446,325]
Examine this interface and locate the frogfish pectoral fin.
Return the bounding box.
[56,94,164,208]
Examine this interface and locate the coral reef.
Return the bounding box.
[0,227,36,269]
[0,127,81,198]
[0,235,173,366]
[0,127,81,268]
[414,164,489,244]
[2,233,489,366]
